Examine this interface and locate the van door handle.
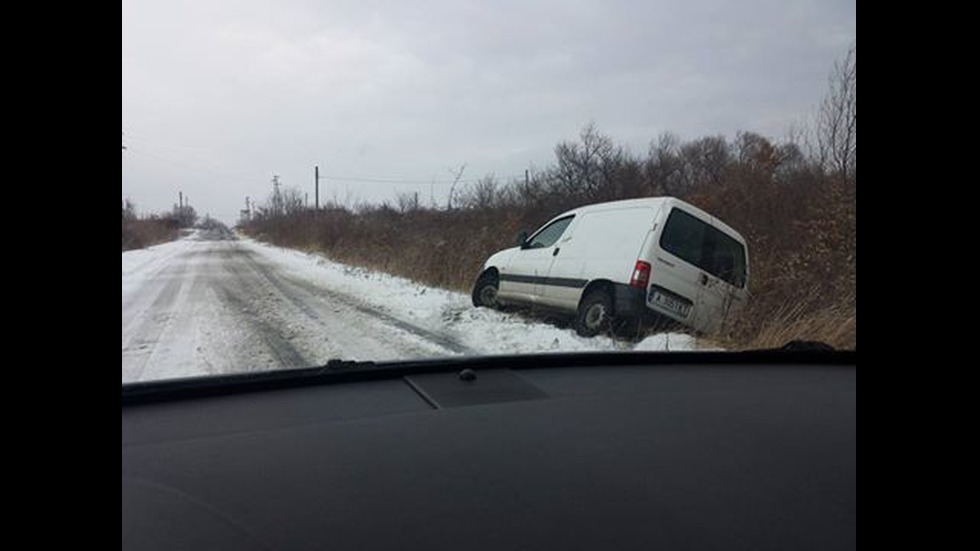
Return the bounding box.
[699,273,708,285]
[553,247,560,256]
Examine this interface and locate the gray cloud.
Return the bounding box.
[122,0,855,223]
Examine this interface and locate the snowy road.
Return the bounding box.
[122,229,694,383]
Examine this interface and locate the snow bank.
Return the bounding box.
[240,237,698,355]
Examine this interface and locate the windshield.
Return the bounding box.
[122,0,856,384]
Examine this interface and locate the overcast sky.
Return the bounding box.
[122,0,855,224]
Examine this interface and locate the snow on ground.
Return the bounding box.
[123,230,699,384]
[238,236,697,357]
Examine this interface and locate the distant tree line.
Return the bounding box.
[122,199,199,251]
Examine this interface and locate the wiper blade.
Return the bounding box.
[122,349,854,407]
[318,358,377,371]
[780,340,836,352]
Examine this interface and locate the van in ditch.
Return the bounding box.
[471,197,749,336]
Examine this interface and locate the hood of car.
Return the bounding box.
[484,246,519,270]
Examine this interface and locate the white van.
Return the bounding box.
[471,197,749,336]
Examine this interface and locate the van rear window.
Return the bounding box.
[660,208,746,288]
[660,208,706,268]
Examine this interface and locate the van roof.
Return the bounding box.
[564,197,746,244]
[569,197,670,213]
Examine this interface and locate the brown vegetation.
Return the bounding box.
[121,199,197,251]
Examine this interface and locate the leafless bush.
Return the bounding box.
[458,176,500,210]
[396,192,421,213]
[817,45,856,181]
[122,201,180,251]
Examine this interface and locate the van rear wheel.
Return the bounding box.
[575,289,613,337]
[472,272,500,309]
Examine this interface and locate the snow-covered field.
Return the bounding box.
[122,229,696,383]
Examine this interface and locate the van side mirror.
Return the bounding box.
[516,230,529,248]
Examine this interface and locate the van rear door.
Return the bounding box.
[697,224,748,333]
[648,207,702,327]
[651,206,748,333]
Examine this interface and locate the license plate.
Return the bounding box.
[648,290,691,318]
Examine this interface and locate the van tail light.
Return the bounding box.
[630,260,651,289]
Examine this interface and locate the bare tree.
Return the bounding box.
[446,163,468,210]
[817,45,856,181]
[459,176,499,210]
[735,132,780,175]
[550,123,626,201]
[645,132,685,196]
[397,191,421,213]
[280,187,305,215]
[122,198,138,221]
[679,135,730,189]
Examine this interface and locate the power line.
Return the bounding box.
[124,141,529,186]
[316,173,525,185]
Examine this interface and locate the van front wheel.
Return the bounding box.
[472,272,500,309]
[575,289,613,337]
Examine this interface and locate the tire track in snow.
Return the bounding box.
[121,256,191,382]
[213,279,310,370]
[217,246,450,361]
[242,250,474,355]
[210,245,315,369]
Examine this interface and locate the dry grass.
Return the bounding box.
[122,218,179,251]
[704,288,856,350]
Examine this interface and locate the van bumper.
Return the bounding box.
[613,284,647,317]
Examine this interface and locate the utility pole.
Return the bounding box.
[179,191,183,208]
[272,175,281,215]
[525,169,533,205]
[315,165,320,210]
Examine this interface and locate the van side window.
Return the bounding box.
[660,208,707,267]
[660,208,746,288]
[526,216,574,249]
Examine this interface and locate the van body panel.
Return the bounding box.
[542,206,658,310]
[499,247,554,303]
